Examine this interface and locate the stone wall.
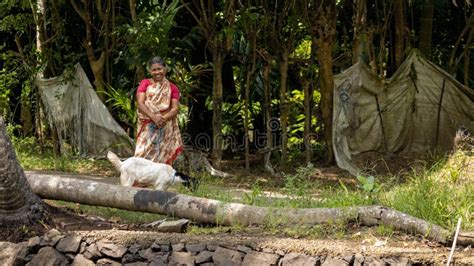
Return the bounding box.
[0,229,462,265]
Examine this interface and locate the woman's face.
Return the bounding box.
[149,63,166,82]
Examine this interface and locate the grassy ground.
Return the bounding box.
[13,136,474,238]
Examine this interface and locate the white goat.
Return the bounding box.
[107,151,197,191]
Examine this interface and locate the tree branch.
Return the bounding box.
[448,12,473,72]
[41,31,59,46]
[70,0,89,23]
[180,0,210,38]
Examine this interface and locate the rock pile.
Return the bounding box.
[0,229,447,265]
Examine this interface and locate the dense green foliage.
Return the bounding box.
[1,0,471,163]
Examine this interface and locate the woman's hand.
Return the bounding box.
[152,114,166,128]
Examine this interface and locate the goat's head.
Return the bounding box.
[175,172,199,192]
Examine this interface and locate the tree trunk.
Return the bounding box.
[20,92,33,137]
[302,78,311,163]
[243,74,250,171]
[263,60,273,151]
[458,232,474,247]
[419,0,435,57]
[462,28,473,86]
[86,48,107,102]
[181,0,234,169]
[211,50,224,169]
[25,173,455,244]
[34,88,45,153]
[0,117,45,226]
[32,0,60,77]
[129,0,145,82]
[70,0,109,103]
[375,1,392,76]
[32,0,60,155]
[243,33,258,171]
[262,58,276,176]
[279,49,290,168]
[129,0,137,21]
[352,0,367,64]
[449,13,473,76]
[394,0,406,68]
[32,0,44,78]
[306,1,336,164]
[315,39,335,164]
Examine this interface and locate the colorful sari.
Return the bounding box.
[134,78,183,164]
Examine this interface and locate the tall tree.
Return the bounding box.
[237,2,264,170]
[3,0,39,137]
[374,0,394,76]
[294,59,314,164]
[419,0,435,57]
[260,0,298,169]
[31,0,66,154]
[182,0,236,169]
[30,0,61,77]
[259,50,276,175]
[254,0,278,175]
[448,11,473,86]
[128,0,144,81]
[394,0,407,68]
[302,0,337,163]
[70,0,115,102]
[352,0,368,64]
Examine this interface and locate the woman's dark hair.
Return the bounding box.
[148,57,166,68]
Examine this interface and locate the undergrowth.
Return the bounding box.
[12,136,114,176]
[381,156,473,231]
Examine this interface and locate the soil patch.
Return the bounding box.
[0,203,108,243]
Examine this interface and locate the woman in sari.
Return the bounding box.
[134,57,183,164]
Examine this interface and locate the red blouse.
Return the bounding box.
[136,79,180,100]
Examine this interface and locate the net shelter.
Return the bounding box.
[333,50,474,175]
[35,64,134,157]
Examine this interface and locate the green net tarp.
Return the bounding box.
[36,64,134,157]
[333,50,474,175]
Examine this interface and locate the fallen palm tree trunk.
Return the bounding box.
[457,232,474,246]
[27,173,452,244]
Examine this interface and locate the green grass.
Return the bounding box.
[13,137,114,176]
[11,134,474,235]
[381,160,474,231]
